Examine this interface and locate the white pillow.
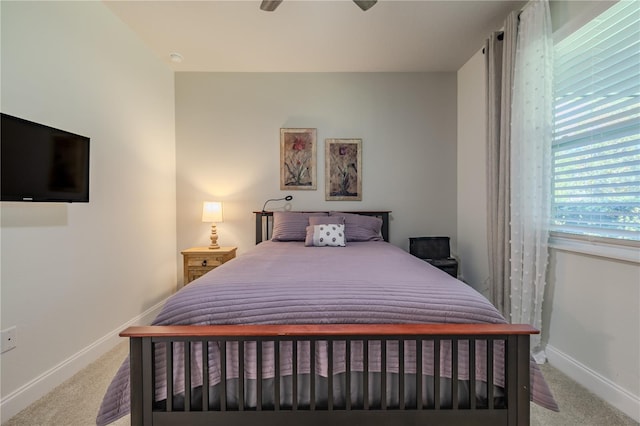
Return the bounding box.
[305,224,346,247]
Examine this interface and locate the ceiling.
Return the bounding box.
[104,0,525,72]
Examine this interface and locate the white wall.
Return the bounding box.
[175,72,458,283]
[456,49,490,295]
[456,1,640,420]
[546,250,640,420]
[0,1,176,421]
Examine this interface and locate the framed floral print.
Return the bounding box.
[280,128,317,190]
[325,138,362,201]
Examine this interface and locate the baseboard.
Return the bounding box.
[0,299,167,423]
[546,344,640,422]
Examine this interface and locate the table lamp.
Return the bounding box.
[202,201,223,249]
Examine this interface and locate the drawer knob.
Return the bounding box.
[201,259,207,267]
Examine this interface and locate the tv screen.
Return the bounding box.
[1,113,90,202]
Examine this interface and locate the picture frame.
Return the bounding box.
[280,128,317,190]
[325,138,362,201]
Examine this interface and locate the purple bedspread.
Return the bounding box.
[96,241,557,425]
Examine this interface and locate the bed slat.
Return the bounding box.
[470,339,476,410]
[292,341,298,410]
[345,340,351,410]
[238,342,244,411]
[274,341,280,410]
[165,342,173,412]
[363,339,369,410]
[220,341,227,411]
[488,338,495,410]
[399,339,405,410]
[202,342,209,411]
[257,341,263,411]
[416,339,423,410]
[381,340,387,410]
[310,340,316,410]
[327,340,334,411]
[452,339,459,410]
[184,342,191,411]
[434,338,441,410]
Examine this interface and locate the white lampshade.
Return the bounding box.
[202,201,223,223]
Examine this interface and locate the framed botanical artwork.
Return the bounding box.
[325,138,362,201]
[280,128,317,190]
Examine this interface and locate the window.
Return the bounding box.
[552,0,640,242]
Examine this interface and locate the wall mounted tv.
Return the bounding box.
[1,113,90,202]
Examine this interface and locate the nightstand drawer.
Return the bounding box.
[186,257,222,268]
[187,267,215,283]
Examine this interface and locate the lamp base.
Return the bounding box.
[209,224,220,249]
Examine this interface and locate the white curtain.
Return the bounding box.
[509,0,554,364]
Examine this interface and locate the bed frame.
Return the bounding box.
[120,211,538,426]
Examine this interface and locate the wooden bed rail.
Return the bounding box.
[124,323,536,426]
[121,323,539,338]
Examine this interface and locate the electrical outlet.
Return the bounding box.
[1,326,17,353]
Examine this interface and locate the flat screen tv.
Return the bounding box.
[1,113,90,202]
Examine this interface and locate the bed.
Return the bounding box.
[96,211,557,426]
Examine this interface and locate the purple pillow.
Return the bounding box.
[309,216,345,226]
[329,212,383,242]
[271,211,328,241]
[305,216,345,246]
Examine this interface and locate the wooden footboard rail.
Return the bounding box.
[121,323,537,426]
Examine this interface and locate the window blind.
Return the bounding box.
[552,0,640,241]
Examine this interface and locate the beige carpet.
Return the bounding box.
[5,341,638,426]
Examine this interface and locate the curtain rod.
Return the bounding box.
[482,7,523,54]
[482,32,504,54]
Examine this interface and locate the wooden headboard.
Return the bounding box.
[253,211,391,244]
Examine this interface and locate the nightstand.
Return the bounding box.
[409,237,458,278]
[181,246,237,285]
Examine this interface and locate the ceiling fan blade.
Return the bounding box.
[353,0,377,11]
[260,0,376,12]
[260,0,283,12]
